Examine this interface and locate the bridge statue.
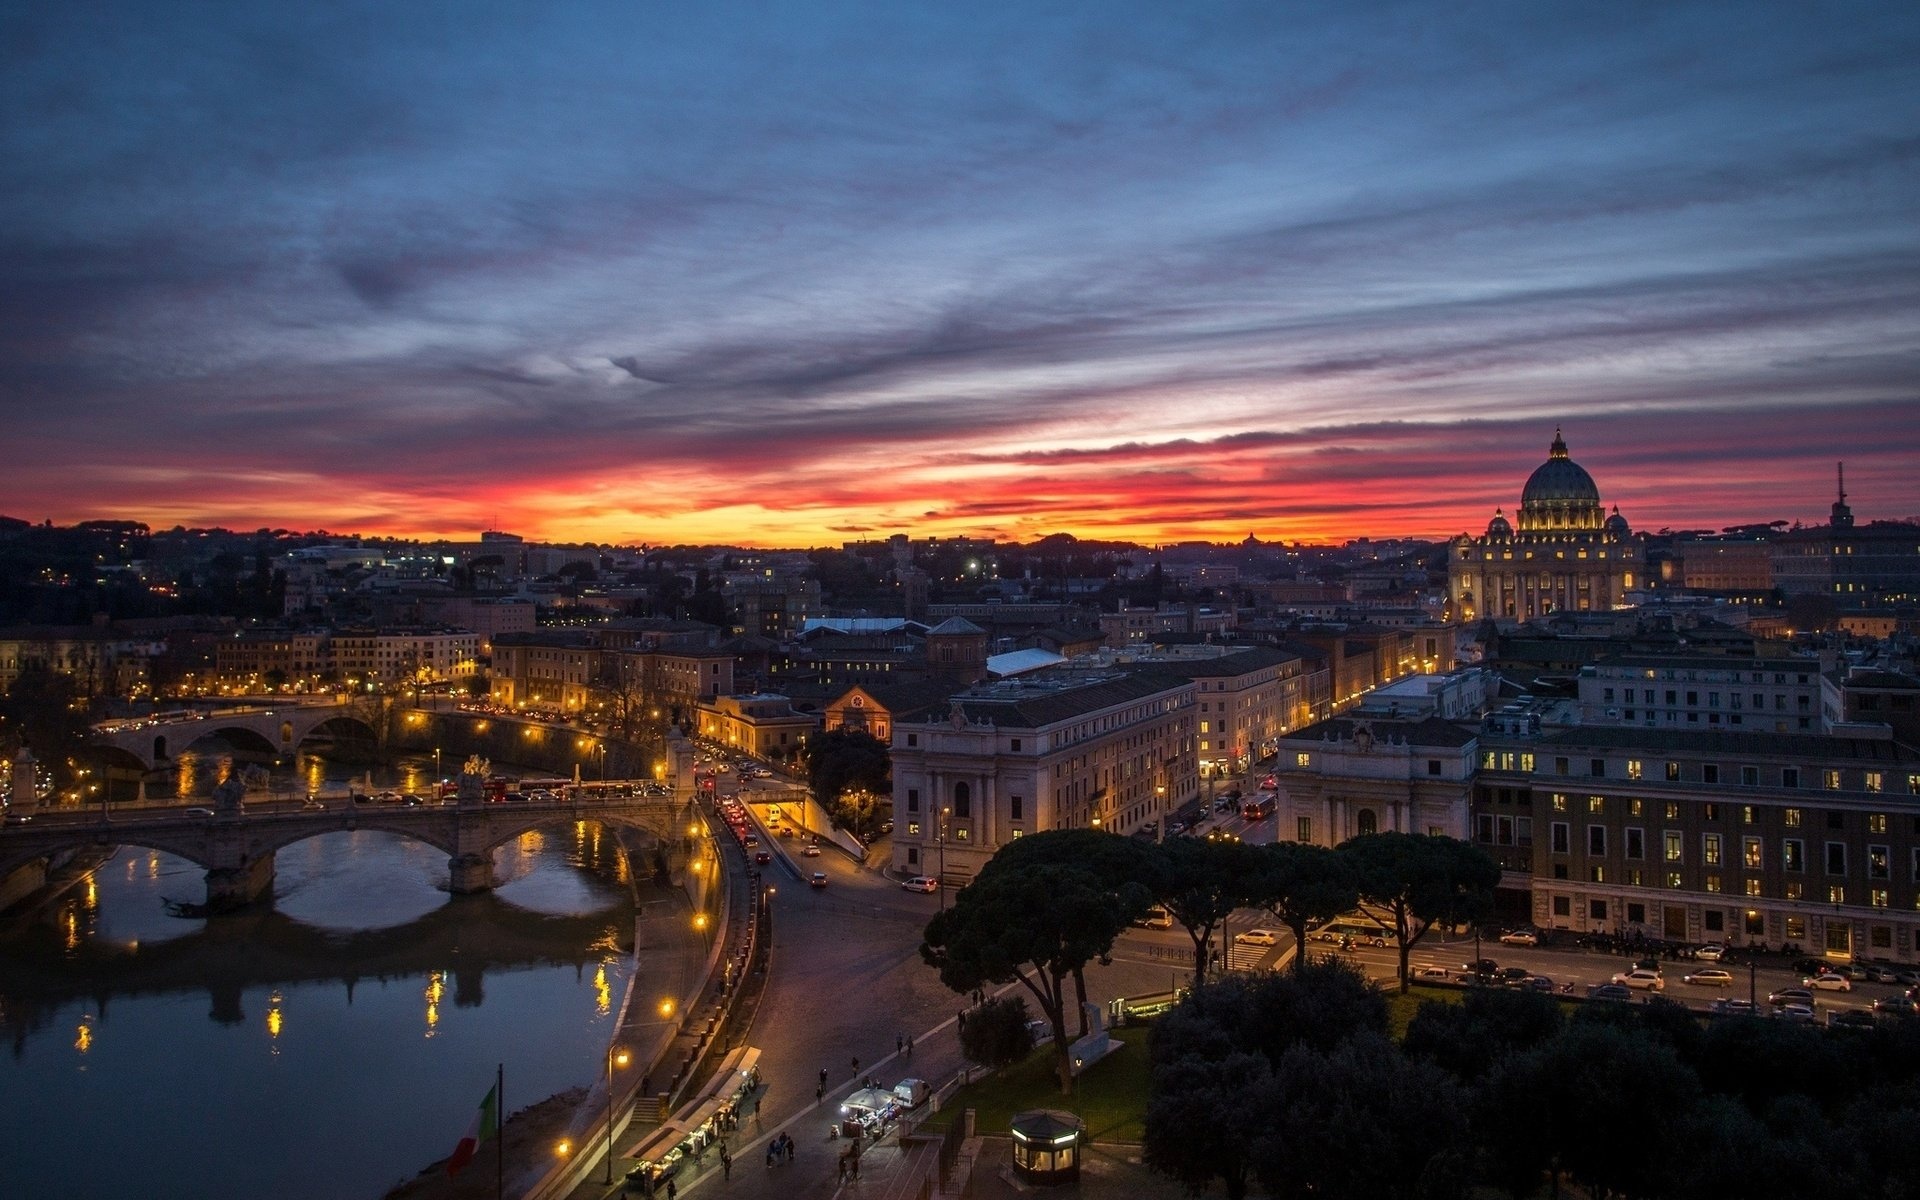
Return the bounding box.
[456,756,490,808]
[9,750,38,814]
[211,772,248,816]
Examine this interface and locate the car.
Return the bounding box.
[753,850,772,865]
[2,811,30,826]
[1495,966,1532,985]
[1871,995,1918,1017]
[1235,929,1279,947]
[184,806,215,818]
[809,871,828,889]
[901,876,939,893]
[743,833,759,846]
[1791,957,1829,977]
[1612,969,1666,991]
[1498,929,1540,947]
[1694,943,1726,962]
[1892,968,1920,987]
[878,820,894,835]
[1768,987,1815,1007]
[1415,966,1451,980]
[1710,998,1758,1016]
[1776,1003,1817,1024]
[1523,975,1556,993]
[1631,957,1664,976]
[1463,958,1500,976]
[1683,969,1735,988]
[1856,963,1899,984]
[802,844,822,857]
[1829,1009,1876,1032]
[1804,973,1852,992]
[1588,984,1632,1003]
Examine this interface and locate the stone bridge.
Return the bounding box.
[91,701,378,770]
[0,793,694,911]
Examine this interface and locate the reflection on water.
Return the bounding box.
[0,802,641,1200]
[160,746,454,800]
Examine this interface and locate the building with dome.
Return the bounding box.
[1449,430,1644,623]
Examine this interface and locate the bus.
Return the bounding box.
[1240,793,1275,821]
[1309,915,1392,946]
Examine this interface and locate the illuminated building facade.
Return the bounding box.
[1449,430,1643,623]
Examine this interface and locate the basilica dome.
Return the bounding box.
[1516,428,1604,532]
[1521,430,1600,505]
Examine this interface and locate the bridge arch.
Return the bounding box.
[171,724,283,760]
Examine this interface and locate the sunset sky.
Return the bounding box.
[4,2,1918,547]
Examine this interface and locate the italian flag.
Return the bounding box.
[446,1082,499,1177]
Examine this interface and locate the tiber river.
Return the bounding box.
[0,750,637,1200]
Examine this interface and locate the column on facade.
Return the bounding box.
[980,773,996,850]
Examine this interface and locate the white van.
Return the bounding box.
[1133,905,1174,929]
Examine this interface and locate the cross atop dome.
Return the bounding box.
[1549,426,1568,459]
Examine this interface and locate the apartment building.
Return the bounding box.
[889,670,1199,884]
[1577,655,1824,733]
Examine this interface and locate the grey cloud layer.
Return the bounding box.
[2,1,1918,524]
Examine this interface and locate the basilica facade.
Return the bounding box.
[1449,431,1643,623]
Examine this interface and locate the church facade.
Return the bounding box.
[1449,431,1644,623]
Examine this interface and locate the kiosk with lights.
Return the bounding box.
[1009,1109,1083,1185]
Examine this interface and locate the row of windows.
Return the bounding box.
[1602,687,1810,708]
[1547,822,1911,879]
[1537,756,1914,793]
[1556,870,1908,911]
[1548,794,1913,834]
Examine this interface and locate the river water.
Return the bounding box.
[0,751,638,1200]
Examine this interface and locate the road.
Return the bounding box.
[566,787,1193,1200]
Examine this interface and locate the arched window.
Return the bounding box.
[1356,808,1378,836]
[954,781,971,819]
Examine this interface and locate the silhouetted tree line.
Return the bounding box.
[1146,968,1920,1200]
[923,829,1502,1096]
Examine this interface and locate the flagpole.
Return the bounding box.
[496,1062,505,1200]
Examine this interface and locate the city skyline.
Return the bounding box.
[6,3,1920,546]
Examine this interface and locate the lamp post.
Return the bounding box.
[605,1044,630,1183]
[937,807,951,911]
[1748,958,1757,1011]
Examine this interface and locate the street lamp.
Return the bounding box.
[605,1044,630,1183]
[937,806,952,911]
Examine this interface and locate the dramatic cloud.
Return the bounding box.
[2,2,1917,544]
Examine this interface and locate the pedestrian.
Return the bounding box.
[851,1055,859,1074]
[838,1155,848,1182]
[896,1032,904,1054]
[642,1073,651,1096]
[819,1067,829,1087]
[850,1154,860,1180]
[667,1180,677,1200]
[722,1148,732,1180]
[957,1009,965,1030]
[816,1082,824,1101]
[905,1033,913,1056]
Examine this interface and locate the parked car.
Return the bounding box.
[1463,958,1500,976]
[1803,973,1853,992]
[1498,929,1540,947]
[1710,998,1758,1016]
[1683,968,1735,988]
[1235,929,1279,947]
[1495,967,1532,986]
[1776,1003,1817,1024]
[1871,995,1918,1017]
[1588,984,1632,1003]
[809,871,828,889]
[1790,957,1829,977]
[1829,1010,1876,1032]
[901,876,939,893]
[1768,987,1815,1007]
[1694,943,1726,962]
[1523,975,1556,993]
[1612,969,1666,991]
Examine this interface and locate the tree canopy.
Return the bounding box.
[1343,831,1500,992]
